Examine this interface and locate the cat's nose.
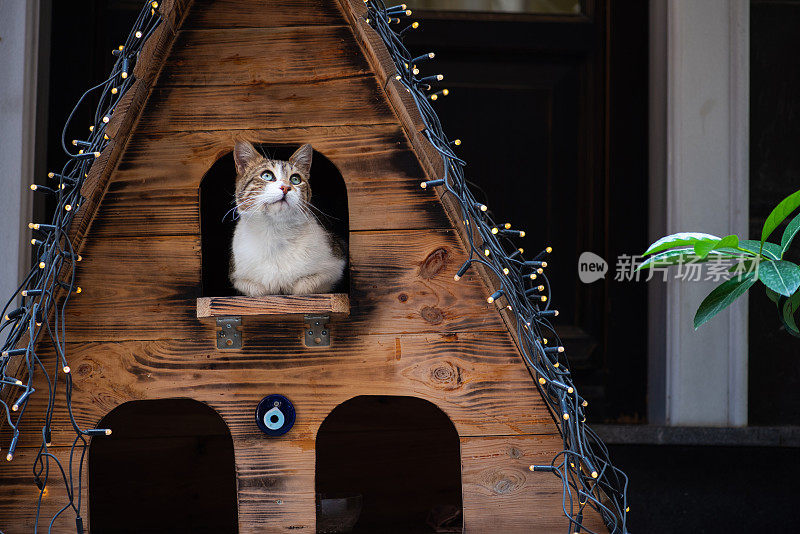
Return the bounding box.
[279,184,291,195]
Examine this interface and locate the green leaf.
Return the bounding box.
[694,273,757,329]
[636,248,734,270]
[761,189,800,245]
[693,234,740,259]
[766,287,781,305]
[643,232,720,257]
[778,292,800,338]
[785,291,800,315]
[757,260,800,297]
[780,212,800,257]
[739,239,782,260]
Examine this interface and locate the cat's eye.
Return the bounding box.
[261,170,276,181]
[289,174,302,185]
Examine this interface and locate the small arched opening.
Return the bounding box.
[89,399,238,533]
[315,396,462,533]
[199,145,350,297]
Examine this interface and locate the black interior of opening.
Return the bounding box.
[89,399,238,534]
[315,396,462,533]
[200,146,350,297]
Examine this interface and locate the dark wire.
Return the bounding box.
[0,3,162,532]
[363,1,629,532]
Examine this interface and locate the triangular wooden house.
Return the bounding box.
[2,0,609,532]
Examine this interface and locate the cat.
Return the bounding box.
[229,141,346,296]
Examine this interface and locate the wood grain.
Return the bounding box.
[186,0,345,29]
[137,76,394,132]
[233,436,316,533]
[461,434,607,533]
[197,293,350,318]
[15,331,554,445]
[161,26,370,86]
[62,229,503,341]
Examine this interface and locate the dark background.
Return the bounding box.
[748,0,800,426]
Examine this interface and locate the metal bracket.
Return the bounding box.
[216,316,242,349]
[304,315,330,347]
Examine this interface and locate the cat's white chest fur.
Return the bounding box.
[231,213,345,295]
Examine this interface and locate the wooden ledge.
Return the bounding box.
[196,294,349,319]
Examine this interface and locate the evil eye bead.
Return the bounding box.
[255,394,296,437]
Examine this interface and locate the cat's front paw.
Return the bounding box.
[290,275,331,295]
[233,278,270,297]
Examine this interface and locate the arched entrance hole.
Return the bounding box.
[89,399,238,533]
[316,396,462,533]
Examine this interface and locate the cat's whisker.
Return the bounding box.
[222,205,241,222]
[299,204,325,228]
[301,199,341,222]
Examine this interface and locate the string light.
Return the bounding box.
[364,1,628,531]
[0,1,162,527]
[420,179,445,189]
[486,290,504,304]
[453,261,471,281]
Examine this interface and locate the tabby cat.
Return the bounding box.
[229,141,345,296]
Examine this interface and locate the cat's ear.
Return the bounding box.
[289,144,313,175]
[233,141,260,174]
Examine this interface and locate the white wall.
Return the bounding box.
[0,0,40,304]
[650,0,749,426]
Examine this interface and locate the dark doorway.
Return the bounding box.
[405,0,649,423]
[315,396,462,533]
[89,399,238,533]
[199,146,350,297]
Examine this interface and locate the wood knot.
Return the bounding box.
[508,447,522,459]
[77,363,92,377]
[429,361,463,390]
[418,247,449,279]
[480,469,526,496]
[398,293,408,302]
[420,306,444,324]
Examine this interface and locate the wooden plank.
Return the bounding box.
[137,76,395,132]
[160,26,371,86]
[350,17,398,86]
[63,229,503,341]
[131,23,175,84]
[348,229,505,334]
[159,0,194,30]
[16,331,555,444]
[461,434,607,533]
[233,436,315,533]
[197,293,350,318]
[185,0,345,29]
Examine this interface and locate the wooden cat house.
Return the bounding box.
[0,0,622,532]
